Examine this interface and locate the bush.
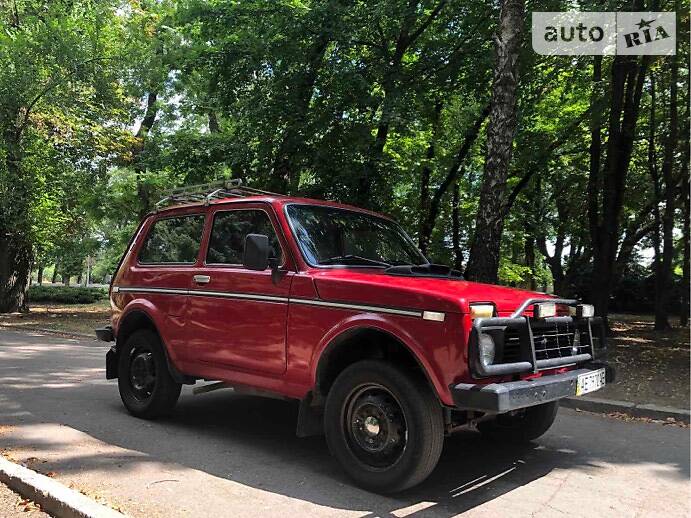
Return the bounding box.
[28,285,108,304]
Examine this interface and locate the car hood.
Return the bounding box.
[311,268,553,315]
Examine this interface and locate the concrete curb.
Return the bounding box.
[561,396,690,423]
[0,456,125,518]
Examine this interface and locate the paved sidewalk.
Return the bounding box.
[0,329,689,517]
[0,480,49,517]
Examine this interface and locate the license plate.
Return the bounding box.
[576,368,606,396]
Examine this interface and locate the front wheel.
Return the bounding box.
[478,401,558,443]
[324,360,444,493]
[117,330,181,419]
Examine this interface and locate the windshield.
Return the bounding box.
[286,204,427,268]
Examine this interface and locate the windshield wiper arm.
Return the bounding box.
[320,255,391,267]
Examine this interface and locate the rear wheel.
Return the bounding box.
[478,401,558,443]
[117,330,181,419]
[324,360,444,493]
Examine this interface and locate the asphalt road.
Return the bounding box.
[0,328,688,517]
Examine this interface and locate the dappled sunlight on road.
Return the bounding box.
[0,329,688,518]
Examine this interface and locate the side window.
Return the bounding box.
[138,215,205,264]
[207,210,283,265]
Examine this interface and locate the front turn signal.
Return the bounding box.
[470,304,495,319]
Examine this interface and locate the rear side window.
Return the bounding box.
[138,215,206,264]
[207,209,283,265]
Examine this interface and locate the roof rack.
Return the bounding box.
[155,179,284,210]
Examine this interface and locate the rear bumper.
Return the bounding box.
[95,326,114,342]
[451,362,615,413]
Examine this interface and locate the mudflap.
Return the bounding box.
[296,394,324,437]
[106,346,118,379]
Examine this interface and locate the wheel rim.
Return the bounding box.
[128,348,156,401]
[343,383,407,470]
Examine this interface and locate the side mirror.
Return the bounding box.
[243,234,270,271]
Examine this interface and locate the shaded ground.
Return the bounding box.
[0,480,50,517]
[0,302,110,336]
[599,314,690,409]
[0,305,688,408]
[0,329,688,518]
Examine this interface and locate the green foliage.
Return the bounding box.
[28,285,107,304]
[0,0,688,315]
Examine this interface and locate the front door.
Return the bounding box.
[184,204,292,375]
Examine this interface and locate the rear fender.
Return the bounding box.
[113,303,194,384]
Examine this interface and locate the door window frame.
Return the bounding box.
[202,205,290,270]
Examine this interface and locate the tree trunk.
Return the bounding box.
[134,91,158,221]
[655,58,678,330]
[681,170,690,327]
[419,104,489,255]
[0,235,31,313]
[452,180,462,270]
[356,0,447,207]
[464,0,524,283]
[648,75,664,326]
[417,102,443,254]
[37,265,43,285]
[270,30,331,194]
[589,55,649,324]
[51,268,58,284]
[587,55,602,270]
[525,235,536,291]
[0,124,32,313]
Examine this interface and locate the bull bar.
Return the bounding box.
[467,298,607,378]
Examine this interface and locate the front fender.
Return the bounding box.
[310,313,457,406]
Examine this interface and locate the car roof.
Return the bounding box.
[153,195,393,221]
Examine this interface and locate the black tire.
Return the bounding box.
[324,360,444,493]
[478,401,558,443]
[117,329,181,419]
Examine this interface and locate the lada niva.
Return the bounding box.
[97,179,612,493]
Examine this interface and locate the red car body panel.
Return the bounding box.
[110,196,555,407]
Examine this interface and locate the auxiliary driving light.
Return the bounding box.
[577,304,595,318]
[534,302,556,318]
[479,334,496,366]
[470,304,495,319]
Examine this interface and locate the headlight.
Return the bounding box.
[478,334,496,366]
[470,304,495,319]
[577,304,595,318]
[534,302,556,318]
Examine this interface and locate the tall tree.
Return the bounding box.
[355,0,448,207]
[464,0,524,283]
[654,57,679,330]
[0,0,126,312]
[588,54,650,321]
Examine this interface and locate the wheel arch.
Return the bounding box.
[114,308,194,384]
[313,325,443,405]
[116,309,159,349]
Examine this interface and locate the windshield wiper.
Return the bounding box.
[320,254,391,267]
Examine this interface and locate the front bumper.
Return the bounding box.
[451,362,615,413]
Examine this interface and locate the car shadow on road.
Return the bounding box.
[3,386,689,518]
[0,333,689,517]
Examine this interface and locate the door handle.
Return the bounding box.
[193,275,211,284]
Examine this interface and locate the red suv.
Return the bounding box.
[97,180,612,493]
